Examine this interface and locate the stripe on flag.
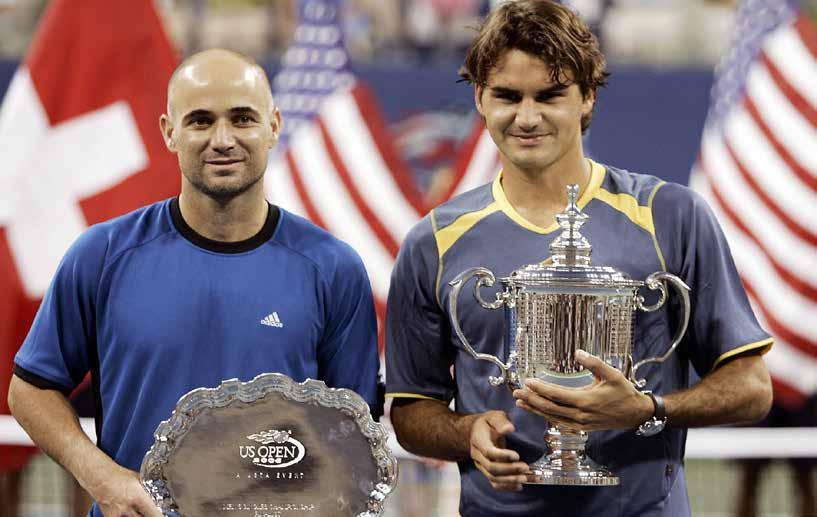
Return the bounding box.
[447,121,502,199]
[691,0,817,408]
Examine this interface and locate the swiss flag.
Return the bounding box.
[0,0,178,468]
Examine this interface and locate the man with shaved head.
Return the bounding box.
[8,49,380,516]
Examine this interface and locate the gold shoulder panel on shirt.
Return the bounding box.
[595,188,657,235]
[433,202,500,259]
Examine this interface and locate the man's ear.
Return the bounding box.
[474,85,485,118]
[269,108,282,149]
[581,90,596,118]
[159,114,176,152]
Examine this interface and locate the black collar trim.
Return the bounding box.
[170,198,280,254]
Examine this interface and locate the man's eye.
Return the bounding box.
[495,93,519,102]
[236,115,254,124]
[191,118,211,126]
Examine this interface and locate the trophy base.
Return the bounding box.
[526,456,619,486]
[524,427,620,486]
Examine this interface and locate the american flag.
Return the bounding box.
[690,0,817,408]
[265,0,427,343]
[264,0,499,342]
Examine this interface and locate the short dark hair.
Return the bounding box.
[460,0,608,132]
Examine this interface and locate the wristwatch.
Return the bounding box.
[636,390,667,436]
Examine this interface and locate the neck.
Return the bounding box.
[178,184,268,242]
[500,148,592,228]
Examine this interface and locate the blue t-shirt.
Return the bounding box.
[386,160,772,517]
[15,198,380,517]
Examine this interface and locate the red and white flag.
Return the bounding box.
[267,84,427,342]
[265,0,498,346]
[690,0,817,409]
[445,119,502,200]
[0,0,178,466]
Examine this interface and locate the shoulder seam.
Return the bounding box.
[99,228,177,294]
[97,203,178,282]
[270,210,357,289]
[648,181,668,272]
[594,188,655,235]
[268,237,331,289]
[430,209,445,310]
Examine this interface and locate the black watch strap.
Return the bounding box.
[637,390,668,436]
[644,391,665,421]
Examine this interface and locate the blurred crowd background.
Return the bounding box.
[1,0,736,65]
[0,0,815,516]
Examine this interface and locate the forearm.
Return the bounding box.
[390,398,480,461]
[664,353,772,428]
[7,375,122,496]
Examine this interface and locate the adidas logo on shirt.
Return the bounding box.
[260,312,284,328]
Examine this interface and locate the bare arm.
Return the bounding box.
[514,350,773,431]
[391,399,530,491]
[8,374,161,516]
[664,353,772,427]
[390,398,476,461]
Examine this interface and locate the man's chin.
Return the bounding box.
[507,156,555,174]
[196,178,263,203]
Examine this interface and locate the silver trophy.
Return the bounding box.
[449,184,691,486]
[141,373,397,516]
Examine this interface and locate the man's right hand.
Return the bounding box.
[469,410,530,492]
[93,466,162,517]
[7,376,162,516]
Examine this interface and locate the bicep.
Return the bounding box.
[8,374,82,442]
[708,351,771,392]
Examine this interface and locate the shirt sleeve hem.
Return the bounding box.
[710,337,774,371]
[12,363,74,396]
[385,392,448,402]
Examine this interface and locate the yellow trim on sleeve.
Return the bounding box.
[595,188,656,236]
[648,181,668,271]
[431,210,445,308]
[433,202,500,258]
[711,338,775,371]
[491,159,606,234]
[385,392,445,401]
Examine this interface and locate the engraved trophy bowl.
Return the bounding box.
[448,184,691,486]
[140,373,398,516]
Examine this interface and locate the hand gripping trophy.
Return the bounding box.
[448,185,691,486]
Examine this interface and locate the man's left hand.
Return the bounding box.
[512,350,655,431]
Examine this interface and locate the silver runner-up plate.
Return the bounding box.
[140,373,397,517]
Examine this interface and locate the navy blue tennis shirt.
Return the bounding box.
[15,198,380,516]
[386,160,773,516]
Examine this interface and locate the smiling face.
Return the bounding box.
[160,50,280,202]
[476,49,594,176]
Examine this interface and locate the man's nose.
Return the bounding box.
[516,98,541,131]
[210,119,236,152]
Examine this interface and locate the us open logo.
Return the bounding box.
[239,430,306,468]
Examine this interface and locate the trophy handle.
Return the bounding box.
[631,272,691,388]
[449,267,510,387]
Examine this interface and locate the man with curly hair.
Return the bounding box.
[386,1,774,515]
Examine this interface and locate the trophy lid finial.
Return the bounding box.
[549,184,592,266]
